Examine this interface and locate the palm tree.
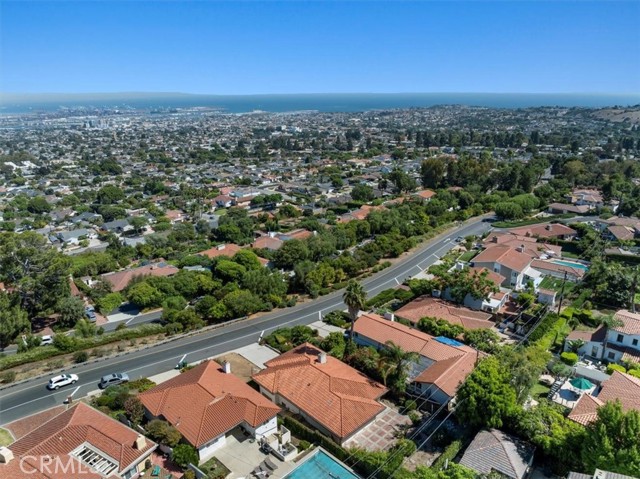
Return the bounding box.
[381,340,420,395]
[600,313,624,361]
[343,280,366,340]
[567,339,586,354]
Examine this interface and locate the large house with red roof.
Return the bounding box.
[395,296,495,331]
[568,371,640,426]
[139,360,280,463]
[352,313,482,408]
[99,262,179,292]
[252,343,388,445]
[0,402,156,479]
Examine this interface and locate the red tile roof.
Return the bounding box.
[252,236,284,251]
[395,296,494,330]
[473,245,535,274]
[470,267,506,288]
[509,223,577,239]
[353,313,481,396]
[139,361,280,448]
[1,402,155,478]
[414,189,436,200]
[613,309,640,335]
[568,371,640,426]
[565,326,606,343]
[198,243,243,259]
[100,262,179,292]
[252,343,387,441]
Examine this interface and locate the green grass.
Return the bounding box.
[198,457,231,479]
[539,276,576,295]
[530,382,551,400]
[561,251,580,259]
[458,250,478,262]
[0,428,14,446]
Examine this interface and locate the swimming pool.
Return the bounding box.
[551,259,589,271]
[284,450,360,479]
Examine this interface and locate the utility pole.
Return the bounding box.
[557,271,568,316]
[631,266,639,313]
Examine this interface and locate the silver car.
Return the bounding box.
[98,373,130,389]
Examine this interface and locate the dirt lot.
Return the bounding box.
[213,352,261,382]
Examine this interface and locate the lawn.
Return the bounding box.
[0,428,14,446]
[458,250,478,263]
[198,457,230,479]
[530,382,551,400]
[539,276,576,295]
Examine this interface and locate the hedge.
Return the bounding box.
[282,416,347,461]
[606,364,627,375]
[527,311,558,344]
[0,324,165,371]
[560,352,578,366]
[628,369,640,379]
[432,440,463,470]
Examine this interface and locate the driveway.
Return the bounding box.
[343,407,411,451]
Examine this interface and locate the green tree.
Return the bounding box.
[274,239,309,269]
[214,259,247,282]
[494,202,524,220]
[27,196,52,214]
[463,328,500,353]
[232,249,262,270]
[75,318,97,338]
[124,396,145,426]
[389,168,417,194]
[129,216,147,234]
[380,340,419,395]
[96,185,125,204]
[420,157,447,189]
[580,401,640,475]
[351,184,376,202]
[455,356,518,428]
[172,444,199,468]
[343,279,366,339]
[0,293,30,350]
[222,289,264,318]
[145,419,182,447]
[127,281,164,309]
[56,296,86,328]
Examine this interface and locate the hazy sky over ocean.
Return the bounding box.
[1,1,639,94]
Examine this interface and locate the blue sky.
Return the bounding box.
[1,1,639,94]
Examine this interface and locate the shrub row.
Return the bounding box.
[431,439,463,470]
[282,416,348,461]
[0,324,165,371]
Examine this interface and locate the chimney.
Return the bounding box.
[516,245,525,253]
[223,361,232,374]
[134,435,146,450]
[383,312,395,322]
[217,244,226,250]
[0,447,14,464]
[546,224,552,231]
[269,231,277,238]
[318,352,327,364]
[491,236,498,243]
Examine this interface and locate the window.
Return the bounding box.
[591,346,598,357]
[608,352,615,360]
[633,339,638,346]
[617,334,624,343]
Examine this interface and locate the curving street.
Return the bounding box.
[0,217,492,425]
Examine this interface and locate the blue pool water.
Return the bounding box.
[551,260,589,271]
[285,450,360,479]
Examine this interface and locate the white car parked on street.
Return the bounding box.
[47,373,79,390]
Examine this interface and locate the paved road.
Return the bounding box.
[0,217,492,425]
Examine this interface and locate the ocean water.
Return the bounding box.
[1,92,639,114]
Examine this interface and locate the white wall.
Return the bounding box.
[198,434,226,463]
[244,416,277,439]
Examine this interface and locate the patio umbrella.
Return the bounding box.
[570,377,593,391]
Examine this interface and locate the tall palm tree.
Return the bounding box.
[381,340,420,395]
[343,280,366,339]
[600,313,624,361]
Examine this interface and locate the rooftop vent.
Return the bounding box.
[318,352,327,364]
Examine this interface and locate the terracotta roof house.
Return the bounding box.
[459,429,535,479]
[252,235,284,251]
[472,244,541,290]
[395,296,494,330]
[279,228,314,241]
[339,205,385,223]
[198,243,243,259]
[252,343,387,445]
[413,189,436,201]
[563,326,607,359]
[567,188,604,209]
[547,203,591,215]
[606,225,635,242]
[100,262,179,292]
[529,259,587,283]
[353,313,482,408]
[139,360,280,463]
[508,223,577,240]
[568,371,640,426]
[0,402,156,479]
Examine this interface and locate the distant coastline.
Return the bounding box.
[1,92,639,114]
